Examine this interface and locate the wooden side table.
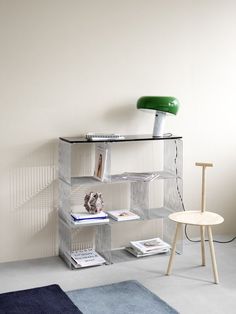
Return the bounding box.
[166,163,224,284]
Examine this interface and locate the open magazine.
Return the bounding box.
[107,209,140,221]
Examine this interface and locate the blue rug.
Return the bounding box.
[0,284,82,314]
[67,280,179,314]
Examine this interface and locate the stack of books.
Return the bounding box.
[86,133,125,141]
[126,237,170,258]
[71,248,106,268]
[71,211,109,225]
[107,209,140,221]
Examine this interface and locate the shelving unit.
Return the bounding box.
[58,134,183,269]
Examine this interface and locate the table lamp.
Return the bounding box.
[137,96,179,137]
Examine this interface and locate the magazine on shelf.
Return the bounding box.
[71,248,106,267]
[107,209,140,221]
[110,172,160,183]
[86,133,125,141]
[94,144,108,181]
[125,246,170,258]
[130,237,170,254]
[71,211,108,221]
[120,172,160,182]
[122,172,160,182]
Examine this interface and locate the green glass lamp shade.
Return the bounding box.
[137,96,179,115]
[137,96,180,137]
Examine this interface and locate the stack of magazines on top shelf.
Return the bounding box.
[71,211,109,225]
[126,237,171,258]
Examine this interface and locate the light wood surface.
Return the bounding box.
[166,223,181,276]
[201,166,206,211]
[169,211,224,226]
[166,162,224,283]
[207,226,219,284]
[195,162,213,167]
[195,162,213,212]
[200,226,206,266]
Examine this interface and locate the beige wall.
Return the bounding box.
[0,0,236,262]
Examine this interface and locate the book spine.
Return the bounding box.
[73,219,109,225]
[72,216,108,221]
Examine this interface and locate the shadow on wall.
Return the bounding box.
[7,140,58,260]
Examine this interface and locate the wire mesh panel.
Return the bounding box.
[59,141,71,184]
[95,224,112,263]
[130,182,150,218]
[163,139,183,253]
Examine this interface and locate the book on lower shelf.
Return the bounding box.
[71,248,106,268]
[129,237,171,255]
[107,209,140,221]
[125,246,169,257]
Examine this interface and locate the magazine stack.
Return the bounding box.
[71,211,109,225]
[126,237,170,258]
[70,248,106,268]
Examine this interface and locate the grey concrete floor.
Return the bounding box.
[0,239,235,314]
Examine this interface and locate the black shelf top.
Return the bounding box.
[59,134,182,144]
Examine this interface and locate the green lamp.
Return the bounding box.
[137,96,180,137]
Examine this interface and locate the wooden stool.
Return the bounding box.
[166,162,224,284]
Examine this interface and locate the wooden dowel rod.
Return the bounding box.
[166,223,180,276]
[195,162,213,167]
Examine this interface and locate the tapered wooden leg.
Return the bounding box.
[166,223,181,275]
[207,226,219,284]
[200,226,206,266]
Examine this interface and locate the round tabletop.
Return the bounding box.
[168,210,224,226]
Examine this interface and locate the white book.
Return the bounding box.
[94,144,108,181]
[71,211,108,221]
[125,246,170,258]
[130,237,170,254]
[71,248,106,267]
[86,133,125,141]
[72,218,109,225]
[107,210,140,221]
